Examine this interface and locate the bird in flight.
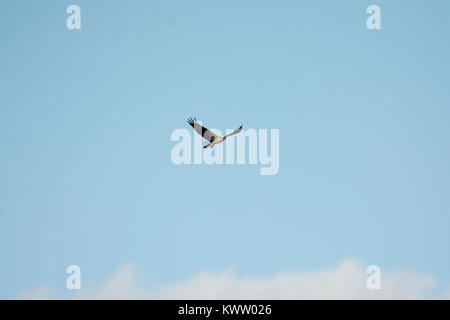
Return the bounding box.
[187,117,243,149]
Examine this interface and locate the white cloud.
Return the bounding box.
[13,259,449,299]
[156,259,437,299]
[14,285,56,300]
[78,263,145,299]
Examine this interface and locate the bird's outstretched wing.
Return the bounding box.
[187,117,219,142]
[225,125,243,138]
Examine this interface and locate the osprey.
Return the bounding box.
[187,117,243,149]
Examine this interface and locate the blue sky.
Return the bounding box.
[1,0,450,298]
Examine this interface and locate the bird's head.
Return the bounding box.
[223,136,227,140]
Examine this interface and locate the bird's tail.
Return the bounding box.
[204,143,213,149]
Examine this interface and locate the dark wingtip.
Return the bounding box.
[187,116,195,128]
